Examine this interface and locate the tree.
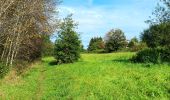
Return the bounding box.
[42,34,54,57]
[146,0,170,24]
[87,37,105,52]
[128,37,138,48]
[0,0,59,66]
[104,29,127,52]
[132,0,170,63]
[142,19,170,48]
[54,15,81,64]
[141,0,170,48]
[80,44,86,52]
[128,37,147,52]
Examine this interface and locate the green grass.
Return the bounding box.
[0,52,170,99]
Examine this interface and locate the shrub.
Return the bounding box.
[0,62,9,79]
[131,48,170,63]
[131,48,160,63]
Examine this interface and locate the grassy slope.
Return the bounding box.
[0,52,170,99]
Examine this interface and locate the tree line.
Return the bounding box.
[0,0,60,78]
[87,0,170,64]
[0,0,82,78]
[87,29,146,53]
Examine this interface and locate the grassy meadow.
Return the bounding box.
[0,52,170,99]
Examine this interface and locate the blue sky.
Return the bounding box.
[58,0,159,48]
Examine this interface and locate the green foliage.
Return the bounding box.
[0,62,9,79]
[128,37,138,48]
[87,37,105,53]
[137,0,170,64]
[104,29,127,52]
[131,48,160,63]
[54,15,81,64]
[141,23,170,48]
[132,43,147,52]
[80,44,86,53]
[160,48,170,62]
[128,37,147,52]
[142,0,170,48]
[42,35,54,57]
[131,48,170,63]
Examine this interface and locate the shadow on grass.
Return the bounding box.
[48,61,58,66]
[112,59,170,68]
[112,59,130,63]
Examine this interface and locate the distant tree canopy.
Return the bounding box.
[104,29,127,53]
[128,37,139,48]
[54,15,81,64]
[128,37,147,52]
[87,37,105,52]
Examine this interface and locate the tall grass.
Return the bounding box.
[0,52,170,99]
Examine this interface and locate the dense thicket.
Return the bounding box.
[0,0,59,66]
[54,15,81,64]
[87,37,105,53]
[104,29,127,53]
[0,0,59,78]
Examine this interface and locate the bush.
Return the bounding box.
[131,48,160,63]
[131,48,170,63]
[0,62,9,79]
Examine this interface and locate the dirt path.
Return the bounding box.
[35,64,46,100]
